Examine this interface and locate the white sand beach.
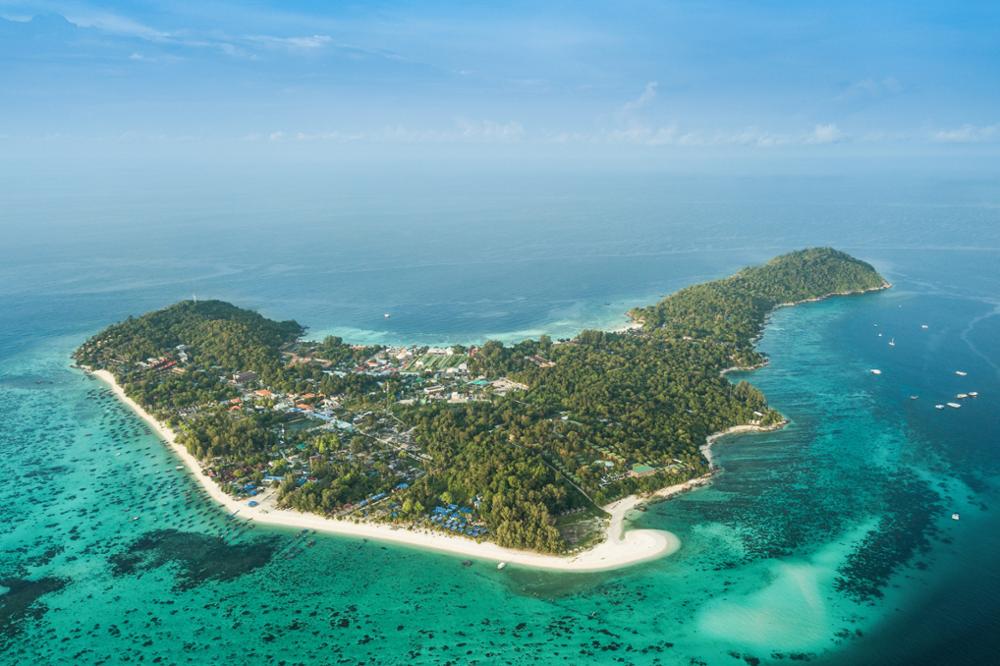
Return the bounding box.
[91,369,684,572]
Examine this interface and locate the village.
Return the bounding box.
[134,340,542,539]
[120,320,704,550]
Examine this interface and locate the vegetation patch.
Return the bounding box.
[76,248,887,554]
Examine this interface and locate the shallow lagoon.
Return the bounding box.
[2,173,999,664]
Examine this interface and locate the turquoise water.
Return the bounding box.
[2,172,1000,664]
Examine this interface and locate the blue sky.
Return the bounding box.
[1,1,999,169]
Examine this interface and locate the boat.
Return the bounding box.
[497,562,507,570]
[956,393,968,400]
[921,324,929,329]
[947,402,962,409]
[955,370,968,376]
[909,395,919,400]
[888,338,895,347]
[969,392,979,398]
[935,404,945,410]
[175,465,183,470]
[870,369,882,375]
[384,313,391,319]
[952,513,960,521]
[877,332,883,337]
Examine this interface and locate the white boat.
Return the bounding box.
[888,338,895,347]
[955,370,968,377]
[877,332,883,337]
[947,402,962,409]
[956,393,968,400]
[951,513,960,521]
[969,392,979,398]
[909,395,919,400]
[921,324,929,329]
[384,313,391,318]
[497,562,507,570]
[870,369,882,375]
[935,404,945,410]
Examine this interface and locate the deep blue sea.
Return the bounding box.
[2,169,999,664]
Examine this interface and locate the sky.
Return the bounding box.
[1,1,999,173]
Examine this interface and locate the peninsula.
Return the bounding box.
[75,248,888,569]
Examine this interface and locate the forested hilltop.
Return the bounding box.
[75,248,888,554]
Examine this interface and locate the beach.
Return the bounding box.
[700,422,788,469]
[90,368,684,572]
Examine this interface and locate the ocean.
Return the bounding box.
[2,169,999,665]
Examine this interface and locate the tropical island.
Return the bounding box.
[75,248,888,569]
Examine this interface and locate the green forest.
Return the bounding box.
[75,248,887,553]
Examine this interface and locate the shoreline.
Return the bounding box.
[700,421,788,470]
[82,281,886,571]
[88,368,681,572]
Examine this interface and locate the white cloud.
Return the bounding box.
[837,77,903,101]
[54,9,336,58]
[63,11,168,41]
[258,120,525,144]
[546,123,853,148]
[932,124,999,143]
[620,81,658,114]
[805,123,844,144]
[245,34,334,51]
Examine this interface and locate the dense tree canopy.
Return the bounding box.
[76,248,886,553]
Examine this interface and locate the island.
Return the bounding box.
[75,248,889,570]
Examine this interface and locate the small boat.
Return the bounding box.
[947,402,962,409]
[909,395,919,400]
[952,513,960,521]
[870,369,882,375]
[888,338,895,347]
[956,393,968,400]
[969,392,979,398]
[935,404,945,410]
[955,370,968,377]
[384,313,391,319]
[921,324,929,329]
[877,332,883,337]
[175,465,183,470]
[130,515,140,521]
[497,562,507,570]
